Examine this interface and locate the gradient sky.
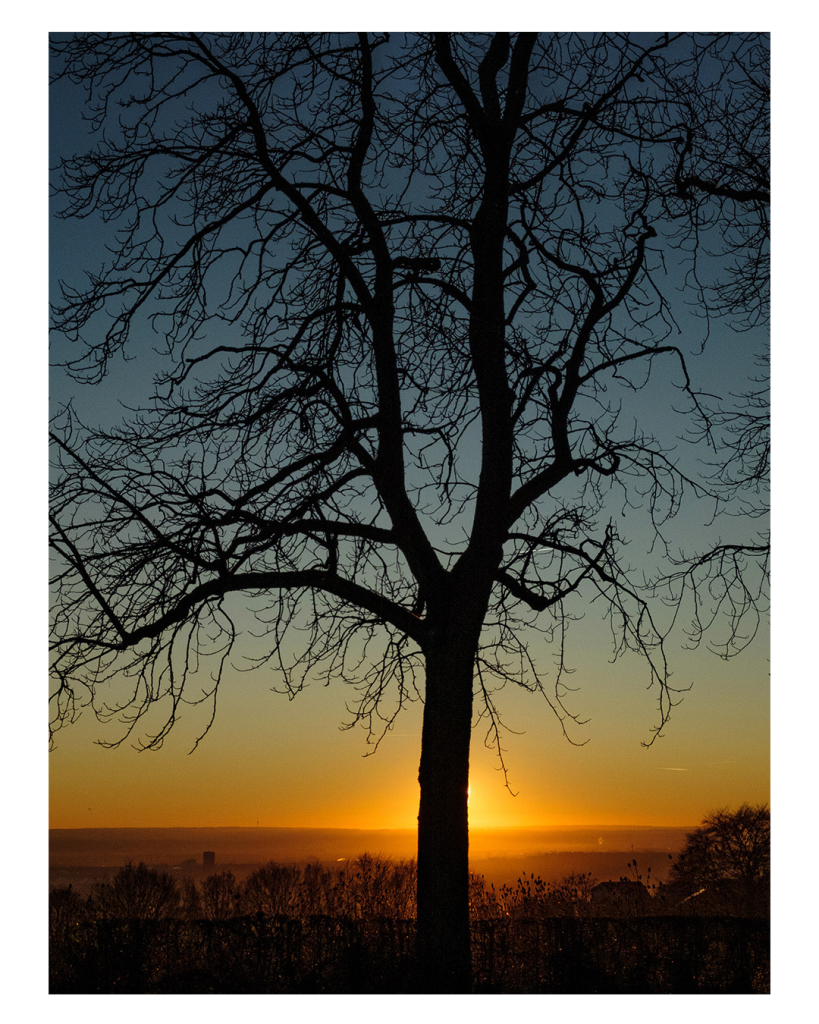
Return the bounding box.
[47,29,770,835]
[48,624,768,830]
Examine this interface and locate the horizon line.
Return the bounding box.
[50,822,696,831]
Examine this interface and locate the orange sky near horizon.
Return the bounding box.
[49,613,769,832]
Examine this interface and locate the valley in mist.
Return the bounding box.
[50,824,692,890]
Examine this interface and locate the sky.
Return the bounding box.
[48,628,768,830]
[45,27,771,835]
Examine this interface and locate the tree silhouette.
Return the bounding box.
[669,804,770,914]
[670,804,770,886]
[93,862,181,921]
[50,33,769,991]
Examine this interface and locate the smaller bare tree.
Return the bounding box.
[93,861,181,920]
[668,804,769,915]
[200,871,241,920]
[671,804,770,886]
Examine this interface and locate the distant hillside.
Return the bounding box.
[470,825,690,858]
[50,824,691,870]
[50,826,417,868]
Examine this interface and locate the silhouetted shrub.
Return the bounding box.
[482,870,598,919]
[242,862,302,916]
[92,862,181,921]
[668,804,770,915]
[179,875,202,919]
[200,871,242,919]
[235,854,417,920]
[332,855,417,919]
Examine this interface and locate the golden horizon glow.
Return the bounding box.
[48,602,768,834]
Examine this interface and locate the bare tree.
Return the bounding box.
[670,804,770,887]
[50,33,769,990]
[199,871,241,920]
[93,862,181,921]
[668,804,770,915]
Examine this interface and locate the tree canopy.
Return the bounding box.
[671,803,770,888]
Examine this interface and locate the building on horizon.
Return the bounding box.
[203,851,215,868]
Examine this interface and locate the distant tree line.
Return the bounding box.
[49,806,769,993]
[50,804,769,926]
[51,854,418,924]
[49,844,769,994]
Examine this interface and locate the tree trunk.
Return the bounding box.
[416,637,475,992]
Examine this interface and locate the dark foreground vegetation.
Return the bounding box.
[50,852,769,994]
